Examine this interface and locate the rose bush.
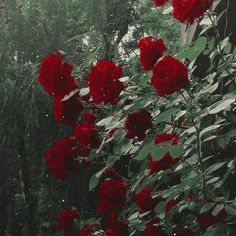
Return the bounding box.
[37,0,236,235]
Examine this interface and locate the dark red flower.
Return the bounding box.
[44,136,80,180]
[38,51,79,98]
[53,92,83,126]
[138,36,167,71]
[155,133,179,145]
[164,199,179,212]
[104,167,115,176]
[125,109,153,141]
[148,153,179,174]
[106,214,129,236]
[196,213,215,229]
[74,116,101,156]
[172,0,213,24]
[56,208,79,236]
[105,221,129,236]
[134,187,158,212]
[151,56,189,96]
[152,0,168,7]
[144,224,167,236]
[87,59,125,105]
[80,223,99,236]
[148,134,180,174]
[97,179,127,215]
[83,112,97,123]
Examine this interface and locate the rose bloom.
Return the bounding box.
[44,136,80,180]
[74,113,101,156]
[125,109,153,141]
[172,0,213,24]
[38,51,78,98]
[87,59,125,105]
[138,36,167,71]
[196,213,215,229]
[53,92,83,126]
[152,0,168,7]
[134,187,158,212]
[144,224,167,236]
[106,221,129,236]
[56,208,79,236]
[106,214,129,236]
[80,223,100,236]
[97,179,127,215]
[151,56,189,96]
[148,134,180,174]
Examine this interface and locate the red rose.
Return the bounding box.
[97,179,127,215]
[196,213,215,229]
[148,153,179,174]
[172,0,213,24]
[38,51,79,98]
[106,214,129,236]
[87,59,125,105]
[125,109,153,141]
[105,221,129,236]
[144,224,167,236]
[151,56,189,96]
[152,0,168,7]
[44,136,80,180]
[134,187,158,212]
[138,36,167,71]
[164,199,179,212]
[80,223,99,236]
[56,208,79,236]
[74,115,101,156]
[104,167,115,177]
[155,133,179,145]
[53,92,83,126]
[83,112,97,123]
[148,134,180,174]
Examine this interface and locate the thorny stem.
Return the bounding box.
[194,124,208,200]
[181,91,208,200]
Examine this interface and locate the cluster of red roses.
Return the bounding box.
[138,35,189,96]
[37,37,190,234]
[57,208,100,236]
[97,179,129,235]
[152,0,213,24]
[36,0,221,233]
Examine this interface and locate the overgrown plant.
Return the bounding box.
[37,0,236,235]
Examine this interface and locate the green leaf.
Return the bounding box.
[134,144,153,161]
[212,204,224,216]
[205,162,226,175]
[177,37,208,61]
[200,124,221,137]
[208,98,235,114]
[155,107,179,124]
[155,201,165,215]
[200,202,215,214]
[151,146,167,160]
[89,174,99,191]
[169,145,183,158]
[225,205,236,216]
